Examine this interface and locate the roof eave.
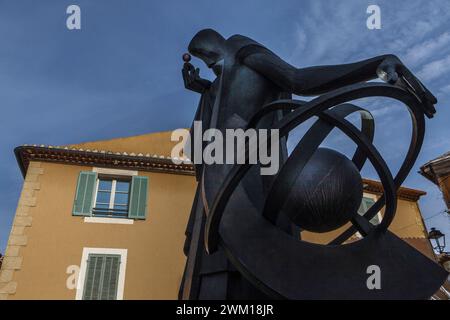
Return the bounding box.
[14,146,27,178]
[14,145,195,178]
[14,145,427,202]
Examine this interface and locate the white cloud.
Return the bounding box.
[289,0,450,68]
[435,84,450,101]
[418,54,450,81]
[404,32,450,66]
[371,106,392,117]
[288,23,308,62]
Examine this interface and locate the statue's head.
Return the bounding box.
[188,29,225,72]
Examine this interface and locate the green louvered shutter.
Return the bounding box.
[82,254,121,300]
[128,176,148,219]
[358,197,378,225]
[72,171,97,216]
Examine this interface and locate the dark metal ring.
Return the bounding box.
[205,82,424,253]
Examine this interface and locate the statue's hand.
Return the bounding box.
[377,55,437,118]
[182,62,211,94]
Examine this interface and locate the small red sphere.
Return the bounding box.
[182,53,191,62]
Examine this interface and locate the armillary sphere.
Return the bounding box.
[202,82,448,299]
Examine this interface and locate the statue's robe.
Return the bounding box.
[179,35,294,300]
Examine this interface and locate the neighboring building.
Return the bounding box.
[0,131,441,299]
[0,131,196,300]
[301,179,435,253]
[420,152,450,300]
[420,151,450,212]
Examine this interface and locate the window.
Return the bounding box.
[72,171,149,220]
[82,254,121,300]
[358,196,381,225]
[76,248,127,300]
[93,178,131,218]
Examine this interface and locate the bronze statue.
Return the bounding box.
[179,29,447,299]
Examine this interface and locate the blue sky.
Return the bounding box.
[0,0,449,251]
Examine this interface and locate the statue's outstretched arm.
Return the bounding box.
[242,49,437,117]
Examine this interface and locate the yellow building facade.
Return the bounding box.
[0,131,437,299]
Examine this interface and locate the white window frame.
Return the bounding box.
[93,167,138,176]
[75,248,128,300]
[85,167,138,224]
[84,217,134,225]
[92,179,122,211]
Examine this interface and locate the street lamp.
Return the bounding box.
[427,227,447,254]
